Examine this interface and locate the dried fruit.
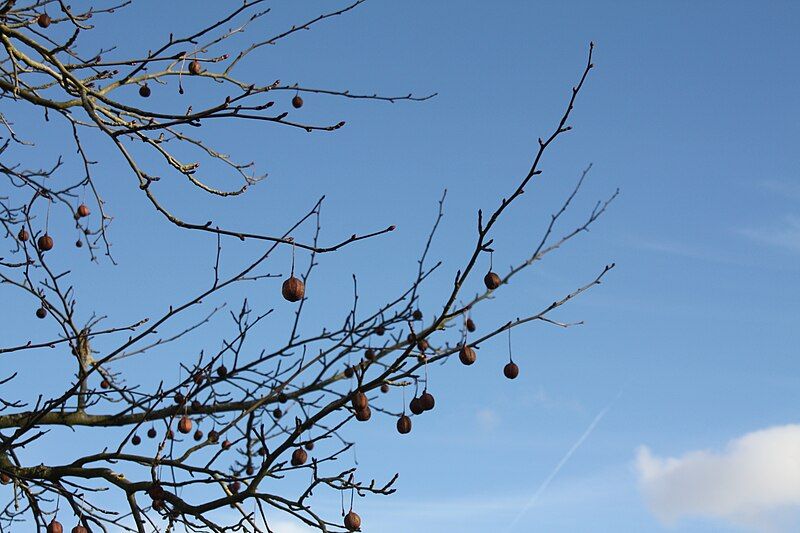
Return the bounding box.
[304,441,314,451]
[192,372,204,385]
[282,276,305,302]
[344,510,362,531]
[504,361,519,380]
[412,309,423,320]
[484,271,501,290]
[191,400,201,411]
[174,392,185,405]
[229,480,241,493]
[365,348,376,361]
[193,429,203,442]
[380,383,390,394]
[17,228,29,242]
[77,204,90,218]
[417,338,429,351]
[147,427,157,439]
[375,324,386,336]
[37,13,51,28]
[36,307,47,319]
[75,239,83,248]
[419,391,435,411]
[278,392,288,403]
[178,416,192,434]
[459,345,476,366]
[131,434,141,446]
[292,95,304,109]
[246,465,255,475]
[188,59,202,75]
[100,379,110,389]
[216,365,228,378]
[354,406,371,421]
[207,430,219,443]
[46,519,63,533]
[72,525,88,533]
[466,318,476,332]
[222,439,232,450]
[0,473,10,484]
[351,391,368,411]
[258,446,267,456]
[139,84,151,97]
[272,407,282,419]
[291,447,308,466]
[409,397,424,415]
[38,234,54,251]
[396,414,412,434]
[344,366,354,378]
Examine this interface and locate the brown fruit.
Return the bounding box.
[417,354,428,364]
[47,519,63,533]
[466,318,476,332]
[17,228,29,242]
[192,372,204,385]
[193,429,203,441]
[75,239,83,248]
[100,379,110,389]
[412,309,423,320]
[419,391,435,411]
[152,499,165,512]
[504,361,520,380]
[292,95,304,109]
[72,525,88,533]
[304,441,315,451]
[139,84,151,97]
[344,510,362,532]
[258,446,267,456]
[484,271,501,290]
[38,234,54,251]
[272,407,282,419]
[76,204,90,218]
[36,307,47,319]
[147,427,157,439]
[216,365,228,378]
[351,391,368,411]
[365,348,376,361]
[246,465,255,475]
[178,416,192,434]
[291,447,308,466]
[166,429,174,440]
[355,405,371,421]
[375,324,386,336]
[174,392,185,405]
[37,13,51,28]
[131,434,141,446]
[409,397,424,415]
[208,430,219,443]
[229,480,241,493]
[344,366,354,378]
[459,345,476,366]
[0,473,10,484]
[380,383,390,394]
[188,59,202,75]
[278,392,288,403]
[282,276,305,302]
[191,400,201,411]
[396,414,412,434]
[222,439,232,450]
[417,338,429,351]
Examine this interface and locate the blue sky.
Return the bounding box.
[3,1,800,532]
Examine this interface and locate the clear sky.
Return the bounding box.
[3,1,800,532]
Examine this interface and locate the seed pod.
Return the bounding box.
[258,446,267,456]
[47,519,63,533]
[466,318,476,332]
[147,427,157,439]
[191,400,201,411]
[355,405,371,421]
[504,361,520,380]
[417,354,427,364]
[36,307,47,319]
[344,510,362,532]
[152,500,165,512]
[365,348,376,361]
[380,383,390,394]
[412,309,423,320]
[417,338,429,351]
[0,473,10,484]
[229,480,241,493]
[38,234,54,251]
[208,430,219,443]
[72,525,88,533]
[419,391,435,411]
[409,397,424,415]
[76,204,90,218]
[304,441,315,451]
[375,324,386,336]
[272,407,282,419]
[292,95,304,109]
[139,84,151,97]
[37,13,51,28]
[484,271,501,290]
[222,439,232,450]
[193,429,203,441]
[282,276,305,302]
[396,414,412,434]
[216,365,228,378]
[344,366,354,378]
[246,465,255,475]
[188,59,202,75]
[459,345,476,366]
[131,434,141,446]
[278,392,288,403]
[75,239,83,248]
[291,447,308,466]
[174,392,185,405]
[351,391,368,411]
[178,416,192,434]
[100,379,110,389]
[17,228,29,242]
[193,372,204,385]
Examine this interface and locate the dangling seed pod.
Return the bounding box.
[258,446,267,456]
[75,239,83,248]
[139,84,151,97]
[36,307,47,319]
[355,405,371,421]
[417,338,429,352]
[344,366,354,378]
[222,439,232,450]
[375,324,386,336]
[207,430,219,443]
[409,397,424,415]
[191,400,201,411]
[193,429,203,441]
[188,59,202,75]
[178,416,192,434]
[466,318,476,332]
[46,519,63,533]
[131,434,141,446]
[72,525,88,533]
[459,345,476,366]
[229,480,241,494]
[147,427,157,439]
[76,204,90,218]
[152,499,165,512]
[278,392,288,403]
[412,309,423,320]
[246,465,255,475]
[38,234,54,251]
[504,361,520,380]
[272,407,282,419]
[417,354,427,364]
[37,13,51,28]
[351,391,368,411]
[100,379,110,389]
[419,391,435,411]
[344,510,362,532]
[484,271,501,290]
[304,441,315,451]
[216,365,228,378]
[17,228,29,242]
[193,372,204,385]
[291,447,308,466]
[365,348,376,361]
[0,473,10,484]
[380,383,390,394]
[396,414,412,434]
[174,392,185,405]
[292,95,304,109]
[282,276,305,302]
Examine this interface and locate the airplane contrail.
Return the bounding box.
[506,388,624,531]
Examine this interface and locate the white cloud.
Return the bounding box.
[635,424,800,532]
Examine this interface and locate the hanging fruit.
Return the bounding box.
[17,228,29,242]
[46,519,63,533]
[459,345,476,366]
[375,324,386,336]
[365,348,376,361]
[38,234,54,251]
[193,429,203,442]
[466,317,476,332]
[351,391,368,411]
[292,94,304,108]
[76,204,90,218]
[222,439,232,450]
[282,276,305,302]
[72,524,88,533]
[139,84,151,97]
[504,361,520,379]
[36,307,47,319]
[304,441,314,451]
[396,414,412,434]
[484,271,501,290]
[412,309,423,320]
[147,427,157,439]
[291,447,308,466]
[380,383,390,393]
[409,397,424,415]
[208,430,219,443]
[178,416,192,434]
[37,13,51,28]
[419,391,435,411]
[355,405,371,421]
[344,510,362,532]
[131,434,141,446]
[188,59,202,75]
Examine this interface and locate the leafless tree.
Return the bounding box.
[0,2,616,532]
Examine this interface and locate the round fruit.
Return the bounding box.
[131,434,141,445]
[344,366,354,378]
[216,365,228,378]
[246,465,255,475]
[409,397,424,415]
[222,439,232,450]
[46,519,63,533]
[291,447,308,466]
[75,239,83,248]
[36,307,47,319]
[304,441,314,451]
[174,392,185,405]
[354,406,371,421]
[466,318,476,332]
[351,391,368,411]
[419,391,435,411]
[365,348,376,361]
[17,228,29,242]
[229,480,241,493]
[37,13,51,28]
[412,309,423,320]
[193,429,203,441]
[459,345,476,366]
[76,204,90,218]
[504,361,520,380]
[208,430,219,443]
[417,339,429,351]
[344,510,361,531]
[281,276,305,302]
[272,407,282,419]
[191,400,201,411]
[178,416,192,434]
[38,234,54,251]
[292,95,304,108]
[380,383,389,394]
[484,271,501,290]
[147,427,157,439]
[100,379,110,389]
[188,59,202,75]
[375,325,386,336]
[396,414,412,434]
[139,84,151,97]
[72,525,88,533]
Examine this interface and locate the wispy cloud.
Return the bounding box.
[739,214,800,253]
[635,424,800,532]
[759,179,800,201]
